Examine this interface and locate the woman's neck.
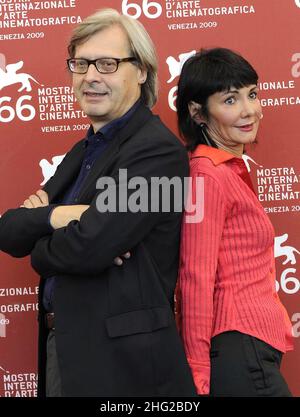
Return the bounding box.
[211,138,244,158]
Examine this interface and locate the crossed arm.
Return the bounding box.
[21,189,89,229]
[14,189,130,265]
[1,137,187,273]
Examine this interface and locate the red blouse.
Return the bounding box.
[178,145,294,395]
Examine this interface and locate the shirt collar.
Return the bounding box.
[191,145,256,193]
[85,99,141,146]
[190,144,240,166]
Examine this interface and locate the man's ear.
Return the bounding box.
[188,101,205,125]
[138,68,147,85]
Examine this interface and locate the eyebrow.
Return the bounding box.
[220,86,258,96]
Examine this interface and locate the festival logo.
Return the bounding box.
[0,53,37,123]
[0,55,42,93]
[166,50,196,84]
[275,234,300,295]
[242,155,263,173]
[167,49,196,111]
[121,0,255,30]
[1,370,38,397]
[240,153,300,213]
[275,234,300,266]
[39,154,66,186]
[0,0,81,35]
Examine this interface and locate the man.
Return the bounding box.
[0,9,196,397]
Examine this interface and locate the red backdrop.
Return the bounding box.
[0,0,299,397]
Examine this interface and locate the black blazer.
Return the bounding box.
[0,104,196,397]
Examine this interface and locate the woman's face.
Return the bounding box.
[205,84,262,152]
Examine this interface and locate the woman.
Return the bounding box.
[176,48,293,397]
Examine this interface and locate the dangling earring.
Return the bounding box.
[199,123,212,146]
[260,113,264,120]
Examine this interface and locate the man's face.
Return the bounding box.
[72,25,146,132]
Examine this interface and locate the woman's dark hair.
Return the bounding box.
[176,47,258,151]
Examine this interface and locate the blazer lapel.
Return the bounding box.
[43,139,86,203]
[78,105,153,201]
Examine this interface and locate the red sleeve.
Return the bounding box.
[179,170,226,395]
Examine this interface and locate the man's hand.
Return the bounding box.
[50,204,131,265]
[22,190,49,208]
[50,205,89,229]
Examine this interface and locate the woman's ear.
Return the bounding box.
[188,101,205,125]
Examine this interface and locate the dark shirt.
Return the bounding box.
[43,100,141,311]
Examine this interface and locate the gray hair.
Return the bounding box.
[68,8,158,108]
